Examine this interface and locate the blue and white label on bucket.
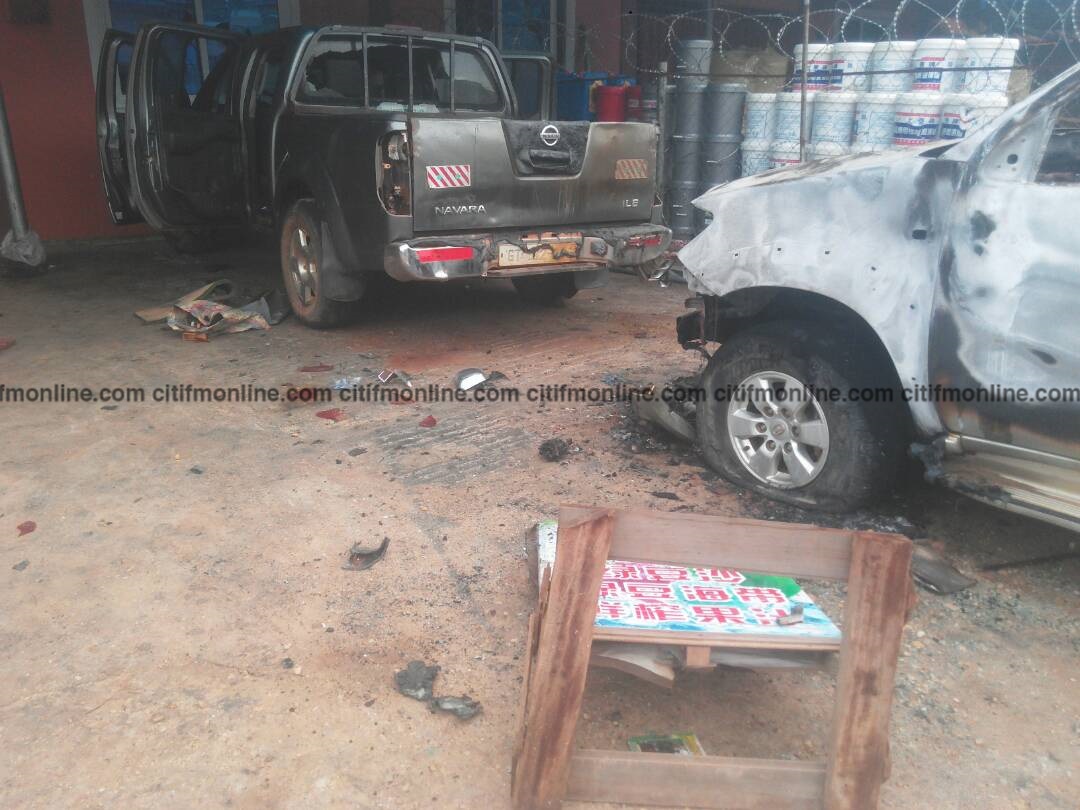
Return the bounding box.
[894,112,941,145]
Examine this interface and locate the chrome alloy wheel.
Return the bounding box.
[287,225,318,306]
[726,371,830,489]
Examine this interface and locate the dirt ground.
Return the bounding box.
[1,241,1077,809]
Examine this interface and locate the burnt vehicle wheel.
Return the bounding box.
[696,321,903,512]
[280,199,355,329]
[512,272,578,305]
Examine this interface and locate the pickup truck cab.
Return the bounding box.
[677,63,1080,532]
[96,23,669,326]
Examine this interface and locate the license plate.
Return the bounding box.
[498,233,582,267]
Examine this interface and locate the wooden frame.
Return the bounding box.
[511,506,915,810]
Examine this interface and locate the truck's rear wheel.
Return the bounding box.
[280,199,355,328]
[512,272,578,305]
[696,320,903,511]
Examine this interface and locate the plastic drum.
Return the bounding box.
[791,43,833,91]
[894,93,944,147]
[740,139,773,176]
[769,141,803,169]
[852,92,899,152]
[743,93,778,141]
[811,92,857,145]
[774,92,817,142]
[941,93,1009,140]
[912,38,966,93]
[869,41,917,92]
[831,42,876,91]
[962,37,1020,94]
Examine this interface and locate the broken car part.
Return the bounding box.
[394,661,440,702]
[342,537,390,571]
[428,695,482,720]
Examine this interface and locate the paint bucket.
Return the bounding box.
[671,134,704,183]
[893,92,943,147]
[911,38,966,93]
[790,43,833,91]
[811,92,857,145]
[807,141,851,161]
[869,41,917,92]
[669,180,701,239]
[940,93,1009,140]
[676,39,714,86]
[703,136,741,187]
[674,80,708,136]
[740,139,773,176]
[743,93,778,141]
[852,92,899,152]
[769,140,803,170]
[830,42,876,91]
[961,37,1019,94]
[774,91,817,142]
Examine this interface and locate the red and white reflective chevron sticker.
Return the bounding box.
[426,164,472,189]
[614,158,649,180]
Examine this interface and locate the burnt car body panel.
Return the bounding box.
[678,63,1080,529]
[98,23,669,294]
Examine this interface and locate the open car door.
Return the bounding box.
[126,23,245,230]
[502,53,553,120]
[96,29,141,224]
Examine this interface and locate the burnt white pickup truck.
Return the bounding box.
[96,23,669,326]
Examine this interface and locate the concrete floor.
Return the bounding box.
[0,241,1077,809]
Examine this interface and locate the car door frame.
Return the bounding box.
[928,64,1080,463]
[96,29,142,225]
[126,21,246,231]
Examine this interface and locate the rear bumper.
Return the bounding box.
[383,223,671,282]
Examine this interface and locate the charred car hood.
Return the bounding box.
[678,146,964,433]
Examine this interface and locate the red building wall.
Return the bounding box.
[0,0,137,240]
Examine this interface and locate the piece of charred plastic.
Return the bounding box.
[342,537,390,571]
[429,695,482,720]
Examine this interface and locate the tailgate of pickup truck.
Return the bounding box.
[408,118,658,233]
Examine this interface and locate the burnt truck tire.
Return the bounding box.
[280,199,357,328]
[512,272,578,305]
[696,320,904,512]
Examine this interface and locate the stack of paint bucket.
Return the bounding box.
[940,37,1016,141]
[741,92,776,176]
[669,39,712,239]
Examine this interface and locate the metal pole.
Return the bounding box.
[799,0,810,162]
[0,84,30,239]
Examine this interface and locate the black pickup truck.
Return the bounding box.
[96,23,670,326]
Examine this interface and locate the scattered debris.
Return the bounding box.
[188,465,204,475]
[650,491,680,501]
[627,733,705,755]
[538,438,569,462]
[912,545,977,594]
[0,337,14,351]
[395,660,440,701]
[429,695,482,720]
[315,408,348,422]
[454,368,489,391]
[419,415,437,428]
[101,404,117,411]
[181,332,209,343]
[633,385,696,443]
[168,298,270,337]
[332,376,367,390]
[979,548,1080,572]
[134,279,235,324]
[299,363,334,372]
[16,520,35,536]
[281,657,295,669]
[342,537,390,571]
[452,368,506,391]
[777,604,806,626]
[378,368,413,388]
[348,448,368,457]
[12,560,29,571]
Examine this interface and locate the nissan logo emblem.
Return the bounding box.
[540,124,560,147]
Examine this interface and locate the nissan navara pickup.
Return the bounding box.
[96,23,670,326]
